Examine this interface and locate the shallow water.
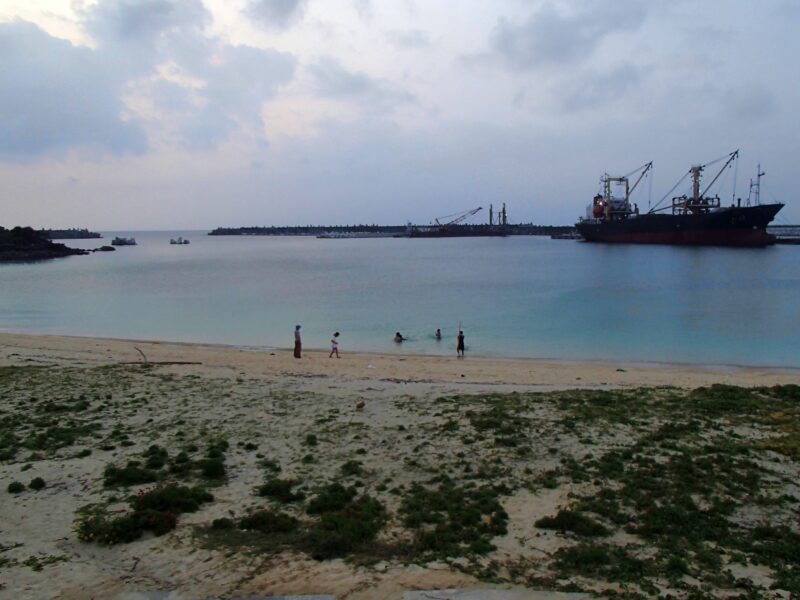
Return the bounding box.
[1,231,798,366]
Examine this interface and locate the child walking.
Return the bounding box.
[329,332,340,358]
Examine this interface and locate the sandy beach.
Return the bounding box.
[1,332,799,599]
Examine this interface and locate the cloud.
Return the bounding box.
[85,0,208,43]
[0,20,147,160]
[352,0,373,21]
[718,84,776,122]
[387,29,430,50]
[83,0,210,75]
[488,1,648,71]
[307,57,414,110]
[174,44,296,147]
[557,63,645,112]
[246,0,308,30]
[0,0,298,160]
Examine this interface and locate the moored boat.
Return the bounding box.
[575,151,784,247]
[401,205,509,238]
[111,237,137,246]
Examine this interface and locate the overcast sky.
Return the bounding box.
[1,0,798,229]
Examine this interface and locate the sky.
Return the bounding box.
[1,0,798,229]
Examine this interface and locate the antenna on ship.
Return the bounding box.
[748,164,765,207]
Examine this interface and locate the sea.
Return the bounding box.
[1,231,798,368]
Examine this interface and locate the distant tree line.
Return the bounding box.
[41,228,102,239]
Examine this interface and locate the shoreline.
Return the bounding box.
[3,328,799,372]
[2,331,799,389]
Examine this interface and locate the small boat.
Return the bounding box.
[170,237,190,245]
[111,237,137,246]
[550,231,582,240]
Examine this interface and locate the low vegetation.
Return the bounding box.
[75,485,213,545]
[2,363,799,597]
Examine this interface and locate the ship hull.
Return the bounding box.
[406,225,508,238]
[576,203,784,247]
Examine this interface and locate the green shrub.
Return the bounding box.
[535,509,609,536]
[143,445,168,469]
[28,477,46,491]
[75,510,143,545]
[131,484,212,514]
[239,510,298,533]
[340,460,363,476]
[307,483,357,514]
[257,478,305,502]
[75,485,213,545]
[306,494,386,560]
[197,458,225,479]
[7,481,25,494]
[206,439,229,459]
[134,508,178,536]
[103,463,160,487]
[400,478,508,559]
[211,517,235,530]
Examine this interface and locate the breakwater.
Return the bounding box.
[208,224,575,236]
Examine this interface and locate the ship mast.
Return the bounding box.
[690,166,703,201]
[748,164,765,206]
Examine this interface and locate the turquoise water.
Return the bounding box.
[1,231,798,367]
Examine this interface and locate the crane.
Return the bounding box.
[434,206,482,227]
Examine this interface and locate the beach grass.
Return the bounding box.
[1,361,799,598]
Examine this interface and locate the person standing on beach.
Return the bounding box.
[294,325,302,358]
[329,332,340,358]
[457,330,465,358]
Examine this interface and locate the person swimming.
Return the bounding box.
[394,332,405,343]
[435,328,442,340]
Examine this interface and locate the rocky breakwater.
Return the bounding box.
[0,226,90,261]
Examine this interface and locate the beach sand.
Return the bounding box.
[1,333,798,599]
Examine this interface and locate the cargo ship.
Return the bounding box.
[575,151,784,247]
[402,205,509,238]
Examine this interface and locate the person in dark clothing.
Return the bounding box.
[457,330,465,357]
[294,325,302,358]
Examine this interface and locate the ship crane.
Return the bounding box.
[434,206,482,227]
